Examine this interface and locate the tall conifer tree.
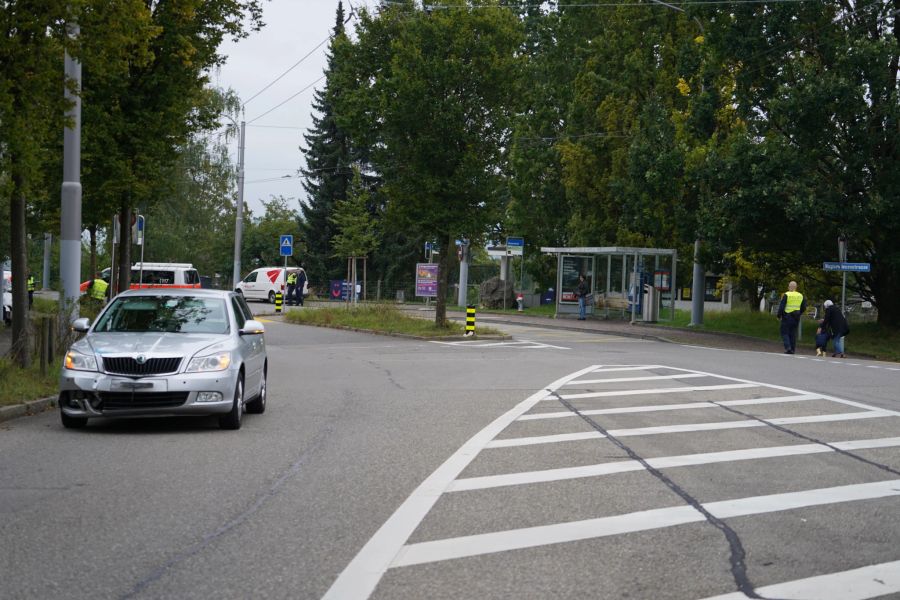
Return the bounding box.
[300,2,353,288]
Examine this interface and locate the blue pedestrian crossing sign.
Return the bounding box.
[280,234,293,257]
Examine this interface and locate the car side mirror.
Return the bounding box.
[239,320,265,335]
[72,317,91,332]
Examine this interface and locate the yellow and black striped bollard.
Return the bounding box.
[465,305,476,336]
[275,292,283,313]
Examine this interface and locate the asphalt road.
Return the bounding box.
[2,317,899,600]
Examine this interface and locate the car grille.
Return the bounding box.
[97,392,190,410]
[103,357,182,376]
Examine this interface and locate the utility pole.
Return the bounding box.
[231,119,246,289]
[689,239,704,327]
[457,240,469,307]
[42,233,52,290]
[60,20,82,322]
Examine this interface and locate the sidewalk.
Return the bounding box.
[438,308,783,354]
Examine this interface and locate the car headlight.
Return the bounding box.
[185,352,231,373]
[65,350,98,372]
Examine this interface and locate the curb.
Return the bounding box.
[0,395,57,424]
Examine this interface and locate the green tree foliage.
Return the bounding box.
[697,1,900,324]
[337,1,523,325]
[79,0,264,292]
[300,2,354,289]
[330,166,378,260]
[241,197,303,269]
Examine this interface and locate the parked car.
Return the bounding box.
[59,288,267,430]
[235,266,301,303]
[79,263,201,294]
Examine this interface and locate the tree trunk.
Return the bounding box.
[10,166,32,368]
[116,205,132,294]
[874,267,900,327]
[434,234,452,327]
[89,225,97,279]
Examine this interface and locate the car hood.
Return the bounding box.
[84,332,230,358]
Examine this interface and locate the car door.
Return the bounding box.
[231,295,263,395]
[241,270,259,299]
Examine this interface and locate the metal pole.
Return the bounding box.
[60,21,82,322]
[139,216,145,287]
[42,233,52,289]
[231,119,246,290]
[689,239,704,326]
[631,252,639,324]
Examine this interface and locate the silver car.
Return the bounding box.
[59,289,267,430]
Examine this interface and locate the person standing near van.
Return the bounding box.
[286,270,298,306]
[777,280,806,354]
[820,299,850,358]
[295,268,307,307]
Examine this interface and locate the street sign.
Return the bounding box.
[823,262,870,272]
[506,236,524,256]
[280,234,293,257]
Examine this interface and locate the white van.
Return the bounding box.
[236,267,303,303]
[80,263,201,293]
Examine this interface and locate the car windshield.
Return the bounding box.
[93,296,229,334]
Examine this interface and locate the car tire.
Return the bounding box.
[246,365,266,414]
[268,290,276,304]
[60,397,88,429]
[219,376,244,430]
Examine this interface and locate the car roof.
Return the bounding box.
[114,288,233,299]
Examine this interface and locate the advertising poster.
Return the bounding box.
[415,263,439,298]
[561,255,593,303]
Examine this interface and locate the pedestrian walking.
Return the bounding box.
[295,268,307,307]
[777,280,806,354]
[285,270,298,306]
[820,299,850,358]
[576,274,588,320]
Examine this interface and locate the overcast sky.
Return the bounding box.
[215,0,369,217]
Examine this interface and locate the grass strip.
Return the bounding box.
[0,358,60,407]
[283,303,499,337]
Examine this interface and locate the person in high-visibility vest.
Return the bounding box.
[26,273,35,308]
[285,270,298,306]
[88,274,109,305]
[777,280,807,354]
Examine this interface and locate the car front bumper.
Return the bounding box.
[59,367,238,419]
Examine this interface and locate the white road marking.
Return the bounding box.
[321,365,602,600]
[391,480,900,568]
[567,373,707,385]
[488,411,893,448]
[590,365,667,373]
[430,339,570,350]
[555,383,759,400]
[698,559,900,600]
[448,437,900,492]
[484,431,605,448]
[519,394,821,421]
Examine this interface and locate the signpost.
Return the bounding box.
[280,235,293,299]
[506,237,525,305]
[415,263,439,298]
[823,235,870,315]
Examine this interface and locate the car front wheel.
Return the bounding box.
[219,376,243,430]
[246,366,266,414]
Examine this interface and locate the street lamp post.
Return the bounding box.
[232,119,246,290]
[221,114,246,290]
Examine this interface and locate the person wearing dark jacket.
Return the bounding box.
[777,281,807,354]
[820,299,850,358]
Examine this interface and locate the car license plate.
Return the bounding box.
[111,378,167,392]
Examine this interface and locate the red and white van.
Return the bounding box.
[80,263,201,293]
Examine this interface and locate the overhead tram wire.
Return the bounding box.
[245,74,327,125]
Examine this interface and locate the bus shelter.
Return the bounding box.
[541,246,678,322]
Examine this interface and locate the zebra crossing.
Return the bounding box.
[430,339,571,350]
[325,364,900,599]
